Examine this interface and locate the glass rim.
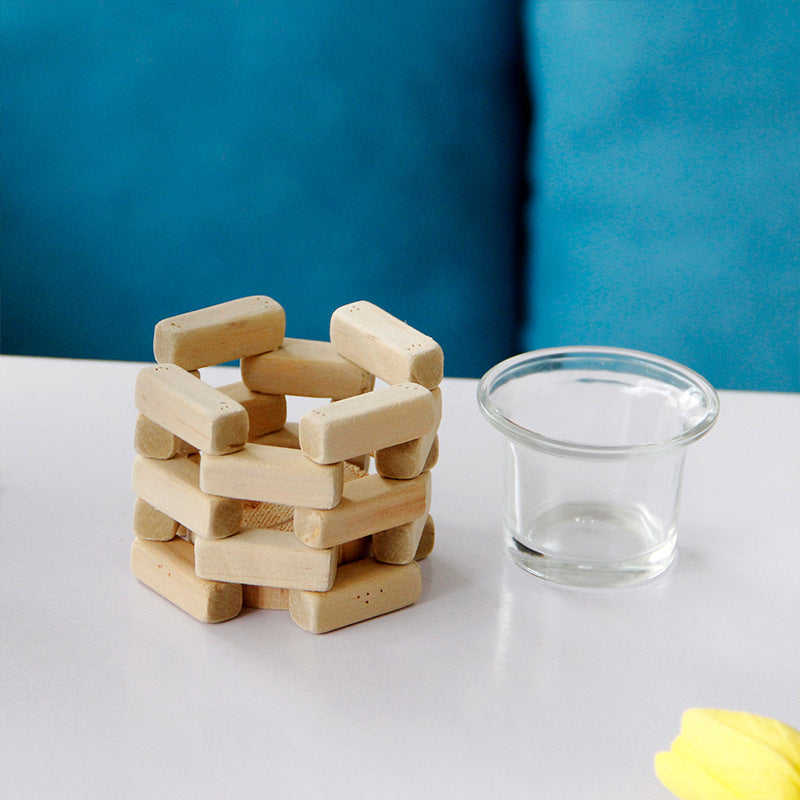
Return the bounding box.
[476,346,720,459]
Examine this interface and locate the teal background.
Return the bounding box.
[2,2,799,390]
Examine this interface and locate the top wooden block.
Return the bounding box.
[153,296,285,370]
[241,338,374,399]
[329,301,443,389]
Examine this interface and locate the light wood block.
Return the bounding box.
[414,515,435,561]
[135,364,249,455]
[217,382,286,439]
[132,455,243,539]
[130,537,242,623]
[375,387,442,478]
[153,295,285,370]
[289,558,422,634]
[195,528,338,591]
[242,584,291,610]
[330,300,443,389]
[299,383,435,465]
[200,443,343,509]
[134,414,197,460]
[133,498,179,541]
[250,423,300,449]
[372,514,429,565]
[338,536,372,565]
[294,472,431,549]
[241,338,374,399]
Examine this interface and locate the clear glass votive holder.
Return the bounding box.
[477,347,720,589]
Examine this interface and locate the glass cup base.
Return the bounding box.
[505,502,678,589]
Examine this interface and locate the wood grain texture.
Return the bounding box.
[289,558,422,634]
[293,472,431,549]
[195,528,338,591]
[130,537,242,623]
[135,364,249,455]
[299,383,435,465]
[330,300,443,389]
[200,443,343,509]
[375,387,442,479]
[242,584,291,610]
[153,295,285,370]
[241,337,374,399]
[132,455,243,539]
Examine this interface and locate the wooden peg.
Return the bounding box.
[299,383,435,465]
[200,443,343,509]
[153,295,285,370]
[242,584,291,610]
[330,301,443,389]
[132,455,243,539]
[372,514,428,565]
[135,364,249,455]
[289,558,422,634]
[414,515,435,561]
[130,537,242,623]
[133,497,179,541]
[241,338,374,399]
[375,387,442,478]
[294,472,431,549]
[194,528,338,591]
[216,382,286,439]
[134,414,197,460]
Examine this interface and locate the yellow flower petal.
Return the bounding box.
[679,709,800,799]
[656,710,800,800]
[701,709,800,770]
[655,747,742,800]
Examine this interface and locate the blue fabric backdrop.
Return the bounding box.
[524,1,800,391]
[1,2,528,378]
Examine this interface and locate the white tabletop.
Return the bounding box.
[1,356,798,799]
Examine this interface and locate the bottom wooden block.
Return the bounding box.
[289,558,422,634]
[130,537,242,623]
[242,584,291,610]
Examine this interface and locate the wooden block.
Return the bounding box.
[294,472,431,549]
[299,383,435,465]
[133,497,179,541]
[250,423,300,449]
[375,387,442,479]
[414,515,435,561]
[135,364,249,455]
[130,537,242,623]
[289,558,422,634]
[242,584,291,610]
[195,528,338,591]
[200,443,343,509]
[330,300,443,389]
[134,414,197,460]
[241,338,374,399]
[132,455,243,539]
[153,295,285,370]
[217,382,286,439]
[242,499,295,531]
[372,514,428,565]
[338,536,372,565]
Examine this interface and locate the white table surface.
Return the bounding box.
[1,355,798,799]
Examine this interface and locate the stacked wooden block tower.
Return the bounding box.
[130,296,443,633]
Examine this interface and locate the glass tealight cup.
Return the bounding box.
[477,347,719,588]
